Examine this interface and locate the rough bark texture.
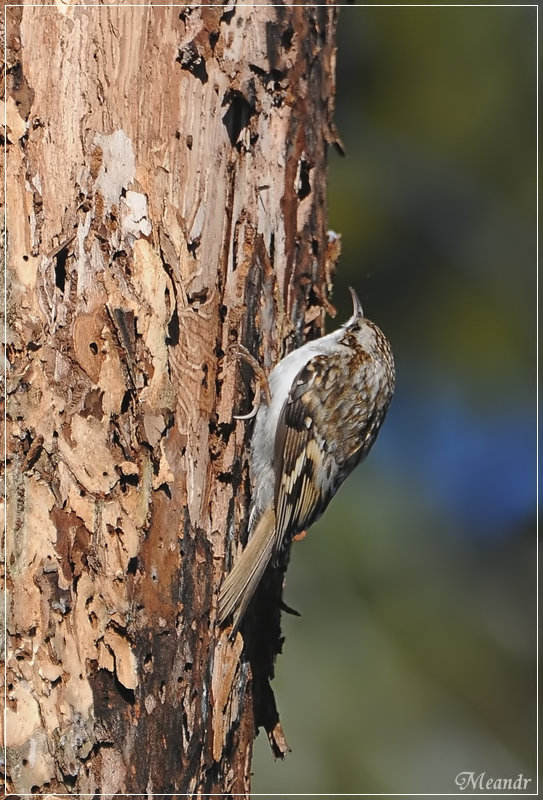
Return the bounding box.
[2,2,339,795]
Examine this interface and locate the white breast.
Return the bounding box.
[248,329,345,524]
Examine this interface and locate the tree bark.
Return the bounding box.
[2,2,339,794]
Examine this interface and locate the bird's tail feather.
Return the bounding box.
[217,508,275,632]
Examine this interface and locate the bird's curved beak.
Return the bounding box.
[348,286,364,320]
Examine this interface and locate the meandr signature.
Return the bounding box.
[455,771,533,792]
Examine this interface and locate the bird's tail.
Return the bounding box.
[217,508,275,632]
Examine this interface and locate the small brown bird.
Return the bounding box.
[218,288,395,631]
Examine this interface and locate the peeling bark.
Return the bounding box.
[2,2,339,794]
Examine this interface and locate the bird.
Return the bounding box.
[218,287,395,632]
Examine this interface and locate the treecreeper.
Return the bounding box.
[218,288,395,632]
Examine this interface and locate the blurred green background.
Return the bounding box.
[254,4,537,795]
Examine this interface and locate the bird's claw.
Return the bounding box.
[233,407,258,420]
[228,342,271,419]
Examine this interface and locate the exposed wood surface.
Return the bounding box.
[2,2,339,794]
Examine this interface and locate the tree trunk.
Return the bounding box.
[2,2,339,794]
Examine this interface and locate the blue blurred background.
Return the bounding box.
[254,4,537,794]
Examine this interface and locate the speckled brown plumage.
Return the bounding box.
[218,288,395,631]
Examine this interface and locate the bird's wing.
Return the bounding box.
[273,356,333,555]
